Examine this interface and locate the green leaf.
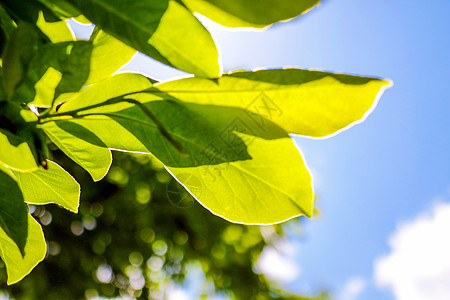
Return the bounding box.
[44,68,390,223]
[0,0,59,24]
[1,22,40,98]
[0,5,16,38]
[43,121,112,182]
[166,134,313,224]
[37,0,82,19]
[59,72,153,112]
[71,0,220,77]
[29,31,135,107]
[0,5,16,56]
[0,213,46,285]
[0,167,28,255]
[36,10,75,43]
[15,41,93,106]
[83,31,136,86]
[0,129,39,171]
[0,101,44,170]
[52,92,312,223]
[10,160,80,212]
[155,69,392,138]
[181,0,319,28]
[32,67,63,107]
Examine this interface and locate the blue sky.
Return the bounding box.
[205,1,450,299]
[183,1,448,299]
[73,1,450,299]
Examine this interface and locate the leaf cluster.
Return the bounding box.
[0,0,390,285]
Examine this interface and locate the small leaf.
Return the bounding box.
[11,160,81,212]
[0,213,46,285]
[2,22,40,98]
[71,0,220,77]
[0,167,28,255]
[32,67,63,107]
[36,10,75,43]
[0,101,42,170]
[156,69,392,138]
[43,121,112,182]
[14,41,93,106]
[181,0,319,28]
[0,130,39,171]
[59,72,153,112]
[83,31,136,86]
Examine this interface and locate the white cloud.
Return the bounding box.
[255,240,300,282]
[374,202,450,300]
[337,277,366,300]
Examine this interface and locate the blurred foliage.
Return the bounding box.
[0,151,328,300]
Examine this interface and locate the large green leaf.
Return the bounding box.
[71,0,220,77]
[50,89,312,223]
[181,0,319,28]
[155,69,392,138]
[10,160,80,212]
[43,121,112,181]
[0,213,46,285]
[0,167,28,255]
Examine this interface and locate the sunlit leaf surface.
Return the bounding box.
[11,160,80,213]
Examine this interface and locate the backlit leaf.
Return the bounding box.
[43,121,112,181]
[36,11,75,43]
[156,69,391,138]
[83,31,136,86]
[181,0,319,28]
[166,134,313,224]
[0,130,39,171]
[0,214,46,285]
[53,89,313,223]
[0,167,28,255]
[11,160,80,212]
[71,0,220,77]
